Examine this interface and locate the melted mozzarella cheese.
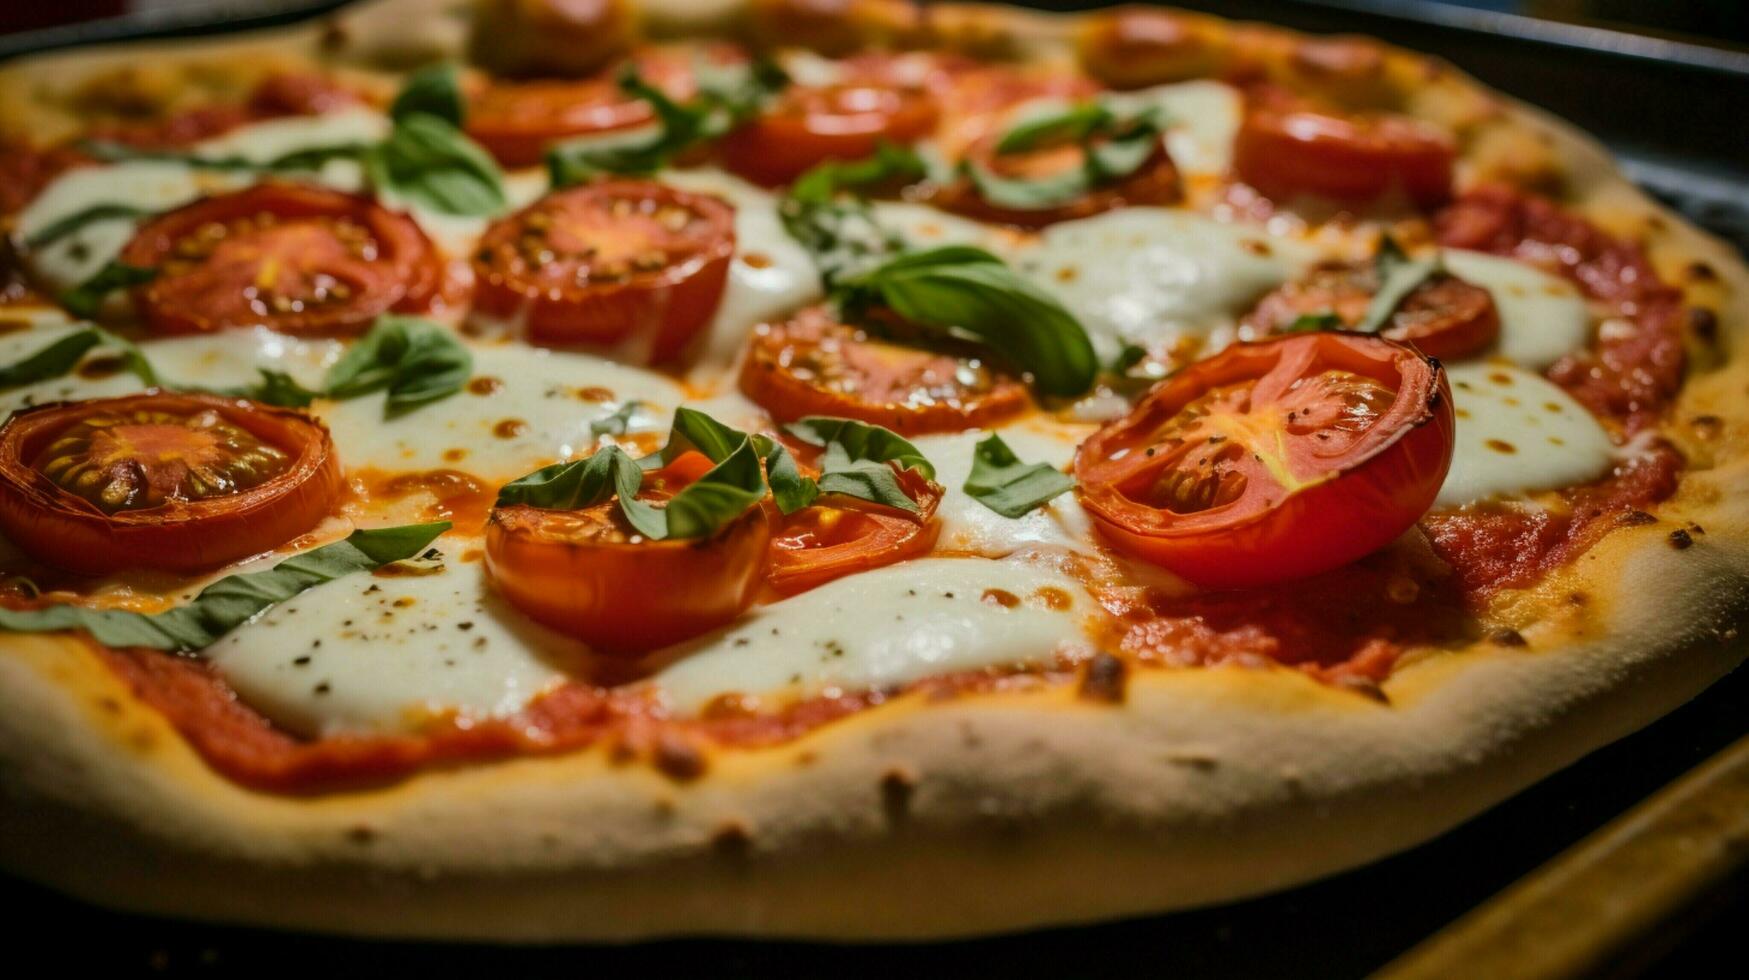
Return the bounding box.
[1108,80,1242,178]
[649,557,1094,713]
[662,169,822,375]
[1015,207,1313,361]
[911,424,1094,557]
[315,342,683,478]
[1437,362,1615,507]
[1442,249,1591,370]
[16,162,206,290]
[191,107,387,166]
[205,550,581,737]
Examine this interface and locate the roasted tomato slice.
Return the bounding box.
[118,183,440,336]
[1242,261,1501,361]
[767,463,942,595]
[1075,333,1454,589]
[720,79,940,187]
[472,181,735,362]
[0,392,342,575]
[933,128,1182,228]
[485,453,770,653]
[465,46,739,167]
[1233,87,1455,210]
[738,308,1030,436]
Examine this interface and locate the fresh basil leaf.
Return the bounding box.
[499,408,771,540]
[1282,311,1345,334]
[59,261,156,319]
[589,401,643,438]
[755,434,818,515]
[23,203,152,249]
[392,63,466,127]
[813,442,920,514]
[77,139,366,174]
[89,326,160,386]
[839,246,1097,397]
[789,141,927,205]
[965,103,1164,212]
[784,416,935,479]
[963,433,1073,518]
[0,329,102,389]
[366,112,505,216]
[198,368,321,408]
[1359,252,1443,334]
[996,103,1115,155]
[264,142,373,173]
[323,315,472,416]
[0,522,450,652]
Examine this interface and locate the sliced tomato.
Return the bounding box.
[472,180,734,362]
[1242,261,1501,361]
[932,126,1182,228]
[766,463,942,595]
[484,453,769,653]
[1075,333,1454,589]
[118,183,440,336]
[933,65,1101,159]
[738,308,1030,435]
[720,79,940,187]
[1233,86,1454,210]
[0,392,341,575]
[465,46,739,168]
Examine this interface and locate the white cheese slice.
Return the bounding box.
[205,549,580,737]
[911,423,1094,557]
[1437,362,1615,507]
[1015,207,1314,361]
[314,341,683,478]
[1107,79,1242,178]
[1441,249,1591,370]
[15,162,205,290]
[649,557,1094,713]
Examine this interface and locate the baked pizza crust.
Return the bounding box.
[1,0,1746,940]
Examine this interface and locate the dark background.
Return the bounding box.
[1,2,1746,976]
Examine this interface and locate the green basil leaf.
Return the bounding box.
[589,400,643,438]
[0,522,450,652]
[322,315,472,416]
[755,434,818,515]
[996,103,1116,155]
[814,442,920,513]
[1359,255,1442,334]
[59,261,156,319]
[265,142,374,173]
[1282,311,1345,334]
[784,416,935,479]
[789,141,927,205]
[840,246,1097,397]
[499,408,771,540]
[392,63,466,127]
[200,368,322,408]
[77,139,367,174]
[23,203,152,249]
[366,112,505,216]
[963,433,1073,518]
[0,329,102,389]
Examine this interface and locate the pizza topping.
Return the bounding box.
[1435,362,1615,507]
[738,308,1030,435]
[1075,332,1455,588]
[721,73,940,187]
[0,392,343,575]
[935,101,1182,227]
[117,183,441,336]
[1243,242,1502,361]
[962,432,1075,518]
[1233,86,1455,210]
[0,521,448,650]
[471,180,735,362]
[766,460,942,595]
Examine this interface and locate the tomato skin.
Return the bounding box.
[0,392,341,576]
[766,465,942,595]
[1233,88,1454,210]
[472,180,735,363]
[721,81,940,187]
[466,78,656,169]
[738,308,1030,436]
[485,502,770,654]
[1075,333,1454,589]
[1242,262,1501,362]
[118,183,440,336]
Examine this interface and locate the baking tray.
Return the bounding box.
[1,2,1746,975]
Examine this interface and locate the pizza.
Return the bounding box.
[0,0,1744,941]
